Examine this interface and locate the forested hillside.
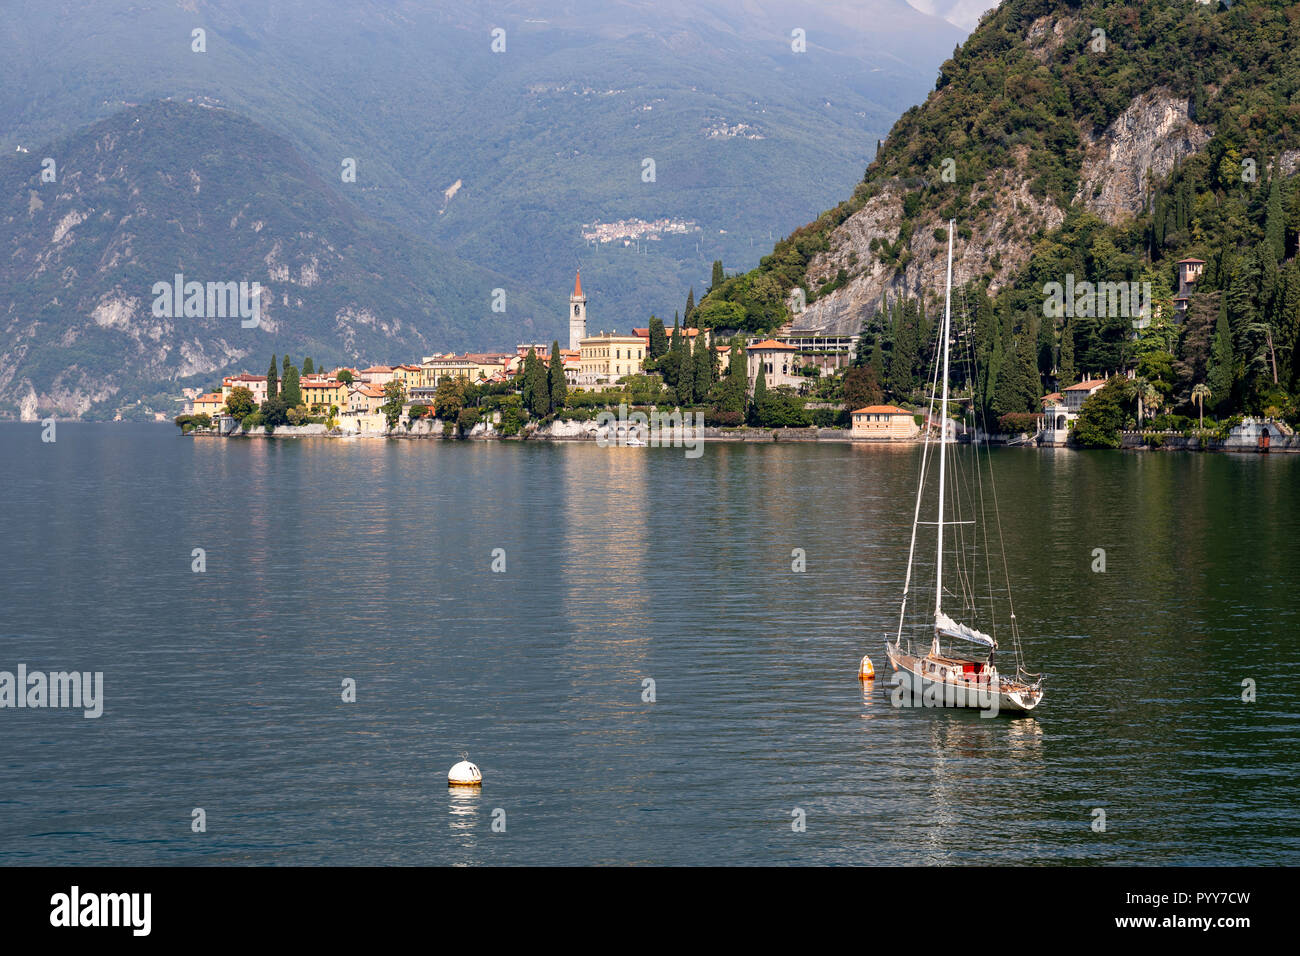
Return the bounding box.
[695,0,1300,426]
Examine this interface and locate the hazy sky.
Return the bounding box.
[906,0,999,31]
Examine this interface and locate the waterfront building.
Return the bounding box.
[1040,378,1109,444]
[193,392,225,417]
[851,405,919,439]
[221,374,268,405]
[746,338,802,389]
[578,332,646,386]
[300,380,349,412]
[347,383,386,415]
[359,366,397,385]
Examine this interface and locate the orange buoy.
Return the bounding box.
[858,655,875,680]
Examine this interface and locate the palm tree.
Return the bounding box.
[1191,383,1211,430]
[1138,381,1160,425]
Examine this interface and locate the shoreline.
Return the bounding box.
[183,420,1300,453]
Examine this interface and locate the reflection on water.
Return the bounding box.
[0,425,1297,865]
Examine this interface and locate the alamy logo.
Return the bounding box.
[0,664,103,718]
[151,273,261,328]
[1042,276,1151,321]
[595,403,704,458]
[50,886,150,936]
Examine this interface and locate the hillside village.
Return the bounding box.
[178,271,923,442]
[175,264,1296,452]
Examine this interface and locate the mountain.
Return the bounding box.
[697,0,1300,420]
[0,101,553,419]
[0,0,964,337]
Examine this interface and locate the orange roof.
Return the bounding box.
[748,338,797,350]
[573,270,583,298]
[361,366,393,373]
[1064,379,1108,391]
[301,380,343,389]
[853,405,911,415]
[1041,392,1063,404]
[195,392,224,403]
[224,374,266,382]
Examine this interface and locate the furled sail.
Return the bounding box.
[934,611,996,648]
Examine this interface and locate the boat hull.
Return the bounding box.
[885,641,1042,715]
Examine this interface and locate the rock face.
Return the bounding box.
[1074,89,1210,225]
[794,147,1065,337]
[788,83,1209,340]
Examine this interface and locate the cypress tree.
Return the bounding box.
[1208,299,1234,411]
[1266,175,1286,264]
[666,317,683,388]
[750,365,768,425]
[648,316,668,358]
[548,340,567,410]
[522,348,538,409]
[528,352,550,416]
[711,260,724,291]
[684,288,696,324]
[693,332,712,403]
[1058,317,1077,388]
[302,357,315,376]
[267,354,279,399]
[282,362,301,407]
[676,329,694,405]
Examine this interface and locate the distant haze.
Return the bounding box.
[906,0,999,31]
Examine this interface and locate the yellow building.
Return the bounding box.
[300,380,349,411]
[578,333,645,386]
[851,405,919,440]
[394,364,423,389]
[421,353,512,387]
[193,392,225,417]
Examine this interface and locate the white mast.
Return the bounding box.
[933,222,954,655]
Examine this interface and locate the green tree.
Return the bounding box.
[527,349,550,416]
[521,348,540,409]
[224,386,257,422]
[302,357,315,376]
[684,288,696,324]
[692,332,712,403]
[711,260,724,292]
[434,378,465,421]
[843,366,883,412]
[1266,175,1285,264]
[1073,377,1131,449]
[548,340,568,411]
[1207,299,1234,412]
[380,380,407,429]
[281,362,302,407]
[1191,383,1211,429]
[1058,316,1077,387]
[266,354,279,399]
[750,364,768,425]
[336,368,355,385]
[648,316,668,359]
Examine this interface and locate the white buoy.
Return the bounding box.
[858,655,875,680]
[448,758,482,787]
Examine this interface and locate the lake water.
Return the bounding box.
[1,423,1296,865]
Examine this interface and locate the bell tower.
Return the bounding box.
[569,271,587,350]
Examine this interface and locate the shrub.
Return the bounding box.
[997,412,1041,435]
[705,408,744,427]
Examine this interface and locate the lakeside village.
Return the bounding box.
[175,269,1296,452]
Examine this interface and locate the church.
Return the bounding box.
[569,270,647,387]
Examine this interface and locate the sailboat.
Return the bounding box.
[882,222,1044,715]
